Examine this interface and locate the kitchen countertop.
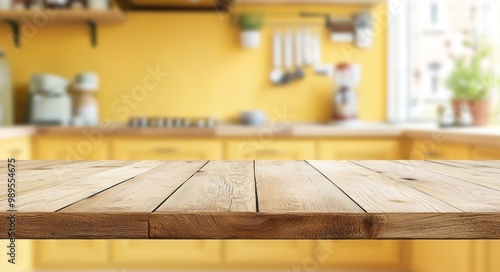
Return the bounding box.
[0,126,36,140]
[1,124,499,146]
[1,160,499,239]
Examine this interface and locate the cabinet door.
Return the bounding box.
[489,241,500,272]
[33,136,109,160]
[223,241,313,267]
[318,139,401,160]
[111,240,221,268]
[34,240,109,269]
[0,240,32,271]
[408,140,470,160]
[471,146,500,160]
[225,140,315,160]
[111,139,222,160]
[0,137,31,160]
[316,241,406,270]
[410,241,472,272]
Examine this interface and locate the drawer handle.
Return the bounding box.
[153,148,180,154]
[9,149,21,156]
[425,151,441,157]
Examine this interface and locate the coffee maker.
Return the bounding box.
[29,74,72,126]
[332,63,361,123]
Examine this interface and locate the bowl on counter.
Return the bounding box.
[240,110,267,126]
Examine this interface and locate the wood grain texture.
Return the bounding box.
[422,161,500,191]
[62,161,207,212]
[0,160,499,239]
[0,161,133,200]
[255,161,363,213]
[308,161,459,212]
[155,161,256,212]
[150,212,500,239]
[356,161,500,212]
[0,160,166,212]
[0,212,149,239]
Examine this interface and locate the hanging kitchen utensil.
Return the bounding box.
[303,27,313,66]
[270,30,284,85]
[294,28,305,80]
[281,28,294,84]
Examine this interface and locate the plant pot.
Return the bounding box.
[467,99,490,127]
[240,30,261,48]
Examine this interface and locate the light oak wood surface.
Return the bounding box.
[0,160,499,239]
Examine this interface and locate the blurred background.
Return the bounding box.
[0,0,499,271]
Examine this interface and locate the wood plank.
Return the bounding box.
[308,161,459,212]
[255,161,363,213]
[0,161,134,200]
[0,212,148,239]
[0,160,166,212]
[417,161,500,191]
[155,161,256,212]
[430,160,500,173]
[62,161,207,212]
[150,212,500,239]
[150,213,369,239]
[356,161,500,212]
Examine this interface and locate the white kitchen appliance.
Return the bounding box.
[29,74,72,126]
[332,63,361,123]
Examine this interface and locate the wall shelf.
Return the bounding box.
[0,6,126,47]
[231,0,383,6]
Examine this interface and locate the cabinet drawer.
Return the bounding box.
[0,136,31,160]
[111,240,221,268]
[33,136,108,160]
[318,240,406,269]
[318,139,401,160]
[34,241,109,268]
[223,241,313,266]
[225,140,315,160]
[408,140,470,160]
[111,139,222,160]
[471,146,500,160]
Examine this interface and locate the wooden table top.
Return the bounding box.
[1,160,499,239]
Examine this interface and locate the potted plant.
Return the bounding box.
[446,41,499,126]
[238,12,263,48]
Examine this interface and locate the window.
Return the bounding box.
[388,0,500,123]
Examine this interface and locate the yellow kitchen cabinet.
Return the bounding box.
[223,241,313,267]
[470,146,500,159]
[410,241,473,272]
[407,139,470,160]
[225,140,315,160]
[111,139,222,160]
[489,241,500,272]
[0,136,31,160]
[0,240,33,271]
[34,240,109,269]
[111,240,221,268]
[33,136,109,160]
[318,139,401,160]
[316,240,407,270]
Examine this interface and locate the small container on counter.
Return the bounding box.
[70,0,84,9]
[12,0,25,10]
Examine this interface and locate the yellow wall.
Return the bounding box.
[1,3,387,124]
